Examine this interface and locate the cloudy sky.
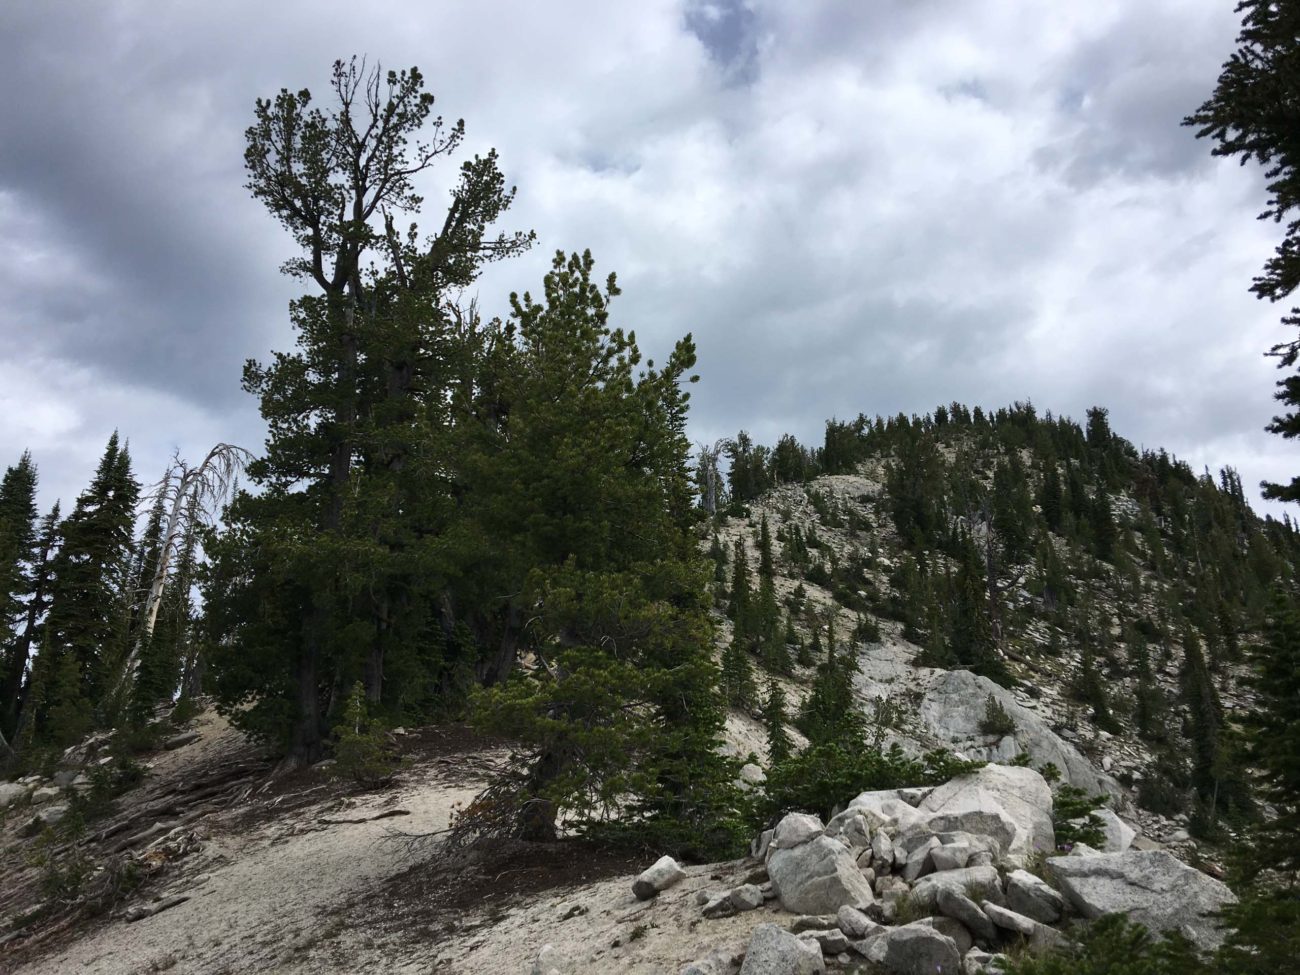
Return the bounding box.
[1,0,1294,518]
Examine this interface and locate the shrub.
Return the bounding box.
[998,913,1206,975]
[761,742,983,825]
[332,682,398,789]
[1053,784,1108,849]
[979,694,1017,736]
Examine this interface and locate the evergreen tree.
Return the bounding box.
[992,453,1033,563]
[1186,1,1300,502]
[796,631,863,747]
[2,503,58,742]
[206,59,533,764]
[42,433,140,729]
[729,537,753,641]
[1240,589,1300,873]
[1038,462,1063,534]
[948,532,1006,682]
[0,452,39,735]
[762,679,792,765]
[465,251,737,850]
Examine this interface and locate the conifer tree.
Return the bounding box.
[1038,462,1063,533]
[42,433,140,726]
[207,59,533,764]
[762,679,792,765]
[948,533,1006,682]
[465,252,736,850]
[2,503,58,742]
[729,537,753,643]
[1240,589,1300,874]
[0,453,39,735]
[1186,1,1300,502]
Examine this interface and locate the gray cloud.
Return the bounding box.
[1,0,1295,519]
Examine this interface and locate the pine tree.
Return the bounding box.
[1038,462,1063,533]
[0,452,39,736]
[796,631,864,747]
[2,503,58,743]
[721,632,758,709]
[762,680,792,765]
[42,433,140,729]
[729,537,753,643]
[1186,1,1300,502]
[465,252,738,851]
[1240,589,1300,874]
[948,532,1006,682]
[206,59,533,765]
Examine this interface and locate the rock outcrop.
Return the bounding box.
[1046,850,1237,951]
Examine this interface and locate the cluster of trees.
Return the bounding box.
[191,60,737,851]
[0,438,210,770]
[708,398,1299,841]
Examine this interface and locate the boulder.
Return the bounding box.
[848,790,925,832]
[826,809,871,849]
[769,835,876,915]
[870,830,894,867]
[739,923,826,975]
[739,763,767,787]
[770,812,825,851]
[936,886,998,943]
[801,928,850,955]
[751,828,774,860]
[1046,850,1237,951]
[917,669,1125,805]
[1093,808,1137,852]
[1004,869,1065,924]
[0,782,27,808]
[871,922,962,975]
[29,785,61,805]
[914,915,973,954]
[836,904,879,939]
[910,864,1004,911]
[981,902,1068,953]
[930,842,973,872]
[919,764,1055,864]
[729,884,765,912]
[702,892,738,919]
[632,855,688,900]
[900,837,939,882]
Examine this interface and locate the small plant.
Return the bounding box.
[1053,784,1108,849]
[332,682,398,789]
[979,694,1017,737]
[891,891,927,924]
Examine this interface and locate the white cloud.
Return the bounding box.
[1,0,1296,517]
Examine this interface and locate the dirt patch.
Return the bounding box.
[360,836,645,939]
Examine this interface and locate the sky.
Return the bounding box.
[1,0,1295,519]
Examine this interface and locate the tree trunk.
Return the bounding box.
[517,748,563,842]
[1,522,55,736]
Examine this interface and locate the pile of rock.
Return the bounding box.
[667,764,1237,975]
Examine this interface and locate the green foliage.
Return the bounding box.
[796,635,863,747]
[979,693,1016,737]
[761,742,983,824]
[1052,784,1108,849]
[40,433,140,737]
[1238,589,1300,875]
[1186,1,1300,503]
[762,680,792,766]
[998,913,1206,975]
[332,682,398,788]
